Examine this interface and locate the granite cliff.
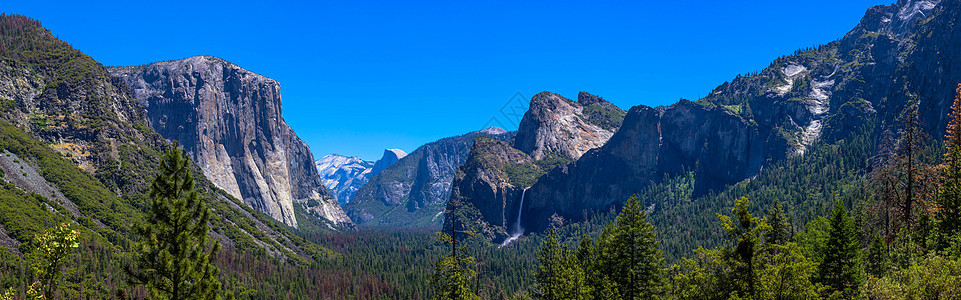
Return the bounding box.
[448,136,541,241]
[109,57,350,227]
[0,15,336,263]
[371,149,407,175]
[512,91,623,160]
[462,0,961,238]
[449,92,625,242]
[346,127,511,227]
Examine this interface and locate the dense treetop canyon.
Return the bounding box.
[1,0,961,298]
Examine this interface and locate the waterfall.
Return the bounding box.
[500,188,528,247]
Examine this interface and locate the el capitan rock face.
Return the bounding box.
[109,56,350,227]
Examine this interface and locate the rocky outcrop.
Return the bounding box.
[370,149,407,175]
[0,15,337,262]
[109,56,350,227]
[512,92,624,160]
[491,0,960,235]
[450,92,625,240]
[0,24,164,193]
[315,154,374,205]
[345,127,511,227]
[523,100,779,232]
[449,136,540,241]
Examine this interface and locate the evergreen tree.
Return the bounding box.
[939,83,961,248]
[129,142,222,300]
[575,234,607,299]
[533,230,591,300]
[866,233,887,277]
[717,197,768,298]
[765,199,791,246]
[817,201,861,298]
[592,224,619,299]
[431,199,479,300]
[896,104,930,233]
[598,195,664,299]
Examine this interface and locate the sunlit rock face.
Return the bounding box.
[110,56,350,227]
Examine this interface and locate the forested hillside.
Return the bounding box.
[2,0,961,298]
[0,13,350,298]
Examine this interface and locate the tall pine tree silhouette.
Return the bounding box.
[764,199,791,246]
[129,141,222,300]
[533,230,590,300]
[598,195,664,299]
[818,201,861,298]
[940,83,961,248]
[431,199,479,300]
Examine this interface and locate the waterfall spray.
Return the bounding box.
[500,188,528,247]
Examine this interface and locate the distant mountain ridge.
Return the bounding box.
[371,149,407,175]
[345,127,512,227]
[315,149,407,205]
[315,154,373,205]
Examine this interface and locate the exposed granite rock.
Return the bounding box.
[0,36,164,193]
[511,91,624,160]
[315,149,407,205]
[371,149,407,175]
[109,56,350,227]
[346,127,512,227]
[523,100,778,232]
[450,92,625,240]
[0,14,337,263]
[497,0,960,236]
[315,154,374,205]
[448,136,539,241]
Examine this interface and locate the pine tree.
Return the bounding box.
[717,196,768,297]
[817,201,861,298]
[764,199,791,246]
[128,141,222,300]
[533,230,591,300]
[431,199,479,300]
[869,129,900,241]
[866,233,887,277]
[939,83,961,248]
[896,104,929,232]
[575,234,607,299]
[598,195,664,300]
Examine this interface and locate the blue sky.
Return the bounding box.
[7,0,889,161]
